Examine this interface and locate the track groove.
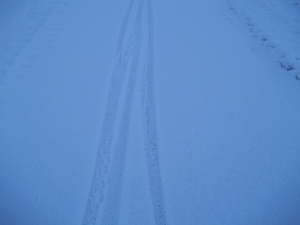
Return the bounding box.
[101,1,144,224]
[141,0,167,224]
[83,1,167,224]
[82,1,134,224]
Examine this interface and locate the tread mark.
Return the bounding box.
[82,1,134,224]
[142,0,167,224]
[101,1,144,224]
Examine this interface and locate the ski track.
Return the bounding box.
[83,0,167,224]
[82,1,134,224]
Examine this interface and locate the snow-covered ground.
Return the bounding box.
[1,0,300,224]
[223,0,300,79]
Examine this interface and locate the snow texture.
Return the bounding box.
[1,0,300,225]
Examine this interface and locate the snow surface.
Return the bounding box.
[1,0,300,224]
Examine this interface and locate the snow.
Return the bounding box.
[0,0,300,224]
[223,0,300,78]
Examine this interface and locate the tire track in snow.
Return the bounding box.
[101,1,144,224]
[142,0,167,224]
[84,1,167,224]
[82,1,134,224]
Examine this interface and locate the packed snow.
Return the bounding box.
[1,0,300,225]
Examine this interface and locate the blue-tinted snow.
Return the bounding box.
[0,0,300,225]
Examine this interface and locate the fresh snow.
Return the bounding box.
[0,0,300,225]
